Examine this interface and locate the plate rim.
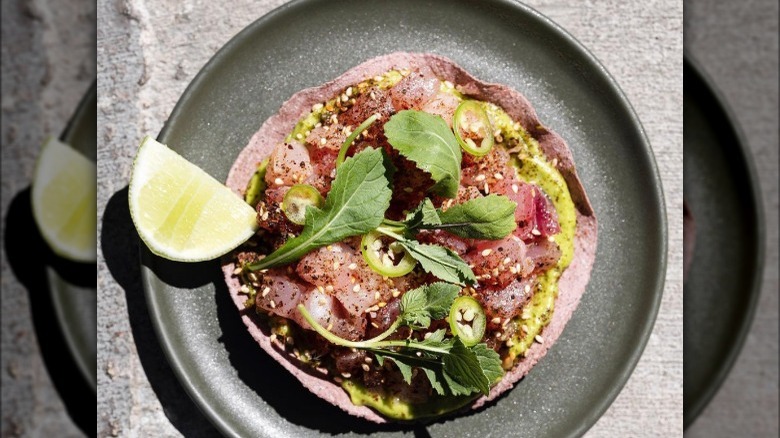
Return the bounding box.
[682,53,765,429]
[50,80,97,393]
[142,1,668,436]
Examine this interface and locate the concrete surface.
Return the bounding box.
[684,0,779,436]
[96,0,685,436]
[1,0,95,436]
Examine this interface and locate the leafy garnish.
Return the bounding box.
[397,240,476,286]
[403,198,441,230]
[399,282,460,329]
[296,282,504,397]
[248,148,391,271]
[433,195,517,240]
[384,110,462,198]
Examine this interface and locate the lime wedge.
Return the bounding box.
[31,137,97,263]
[128,137,258,262]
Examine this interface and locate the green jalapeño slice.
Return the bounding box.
[448,296,486,346]
[453,101,494,157]
[361,231,417,277]
[281,184,325,225]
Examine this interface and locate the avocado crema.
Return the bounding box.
[252,70,576,418]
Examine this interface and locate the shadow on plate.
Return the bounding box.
[4,188,95,438]
[103,186,506,436]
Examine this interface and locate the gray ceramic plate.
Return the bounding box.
[143,1,666,436]
[50,81,97,392]
[682,56,764,428]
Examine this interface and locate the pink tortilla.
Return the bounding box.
[221,52,597,423]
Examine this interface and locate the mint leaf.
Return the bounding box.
[443,338,491,395]
[384,110,461,198]
[400,284,459,329]
[249,148,391,270]
[422,367,447,396]
[471,343,504,385]
[398,240,476,285]
[435,194,517,240]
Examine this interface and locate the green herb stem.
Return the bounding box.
[336,113,380,167]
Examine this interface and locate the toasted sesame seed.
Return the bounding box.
[373,75,383,82]
[261,211,269,221]
[548,235,556,242]
[377,301,387,308]
[475,174,486,182]
[494,173,504,180]
[392,290,401,298]
[325,285,334,293]
[346,87,353,97]
[361,363,370,372]
[521,324,529,333]
[444,80,454,89]
[239,284,249,293]
[481,249,493,256]
[333,261,340,270]
[503,257,511,265]
[494,331,503,338]
[348,263,357,270]
[416,352,422,357]
[403,187,414,193]
[312,103,324,111]
[511,184,519,193]
[274,177,284,185]
[317,285,325,293]
[371,322,379,328]
[524,284,531,293]
[320,137,327,145]
[233,267,243,275]
[296,133,303,140]
[353,284,361,292]
[270,334,277,343]
[341,372,352,378]
[269,300,276,309]
[333,376,343,383]
[484,182,490,194]
[286,336,294,345]
[365,356,373,364]
[509,266,518,274]
[327,323,333,331]
[492,268,499,277]
[506,339,515,347]
[374,291,381,300]
[341,94,348,102]
[535,335,544,344]
[531,228,541,236]
[551,158,558,167]
[491,317,501,324]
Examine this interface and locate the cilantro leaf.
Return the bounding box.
[398,240,476,285]
[384,110,462,198]
[248,148,391,270]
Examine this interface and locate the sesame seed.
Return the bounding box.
[371,322,379,328]
[481,249,493,256]
[346,87,353,97]
[233,267,243,275]
[341,94,348,102]
[503,257,511,265]
[392,290,401,298]
[327,323,333,331]
[365,357,373,364]
[521,324,529,333]
[506,339,515,347]
[377,301,387,308]
[548,236,556,242]
[524,284,531,293]
[286,336,294,345]
[535,335,544,344]
[494,173,504,180]
[353,284,361,292]
[333,261,340,270]
[296,133,303,140]
[484,182,490,194]
[492,268,499,277]
[270,334,277,343]
[325,285,334,293]
[444,80,454,89]
[248,272,258,281]
[509,266,518,274]
[274,178,284,185]
[475,174,486,182]
[341,372,352,378]
[361,363,370,372]
[320,137,327,145]
[403,187,413,193]
[269,300,276,309]
[494,331,503,338]
[374,291,381,300]
[531,228,541,236]
[312,103,324,111]
[317,285,325,293]
[551,158,558,167]
[491,317,501,324]
[261,212,269,221]
[333,376,343,383]
[512,184,519,194]
[348,263,357,270]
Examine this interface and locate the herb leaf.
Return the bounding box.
[443,338,491,395]
[398,240,476,285]
[435,195,517,240]
[471,343,504,385]
[403,198,441,230]
[400,283,460,329]
[384,110,462,198]
[248,148,391,270]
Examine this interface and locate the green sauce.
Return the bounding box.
[272,74,578,418]
[342,380,475,420]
